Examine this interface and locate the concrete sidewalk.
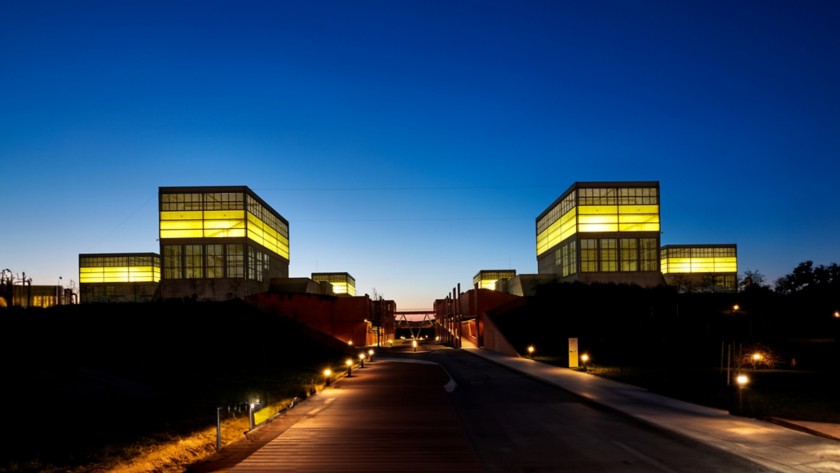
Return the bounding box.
[463,346,840,473]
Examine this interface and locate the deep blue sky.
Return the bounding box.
[2,1,838,309]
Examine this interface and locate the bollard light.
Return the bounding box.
[736,373,749,414]
[527,345,535,357]
[412,340,418,352]
[359,352,366,368]
[324,368,333,386]
[581,353,590,371]
[346,358,353,377]
[368,348,375,362]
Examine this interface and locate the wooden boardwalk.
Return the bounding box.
[188,356,482,472]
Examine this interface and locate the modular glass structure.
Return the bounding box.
[158,186,289,300]
[536,182,661,286]
[312,272,356,296]
[661,244,738,292]
[79,253,161,303]
[473,270,516,290]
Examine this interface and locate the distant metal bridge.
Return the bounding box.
[394,310,435,339]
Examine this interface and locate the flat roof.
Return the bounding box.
[536,181,660,222]
[79,252,160,258]
[158,185,287,225]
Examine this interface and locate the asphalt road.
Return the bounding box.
[418,348,772,473]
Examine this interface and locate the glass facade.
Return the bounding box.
[660,245,738,274]
[473,270,516,290]
[79,254,161,283]
[537,183,660,257]
[536,182,661,281]
[161,242,273,282]
[159,187,289,286]
[660,244,737,292]
[159,189,289,259]
[312,272,357,296]
[79,253,161,303]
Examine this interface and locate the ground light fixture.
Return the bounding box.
[581,353,590,371]
[324,368,332,386]
[346,358,353,377]
[359,352,366,368]
[249,402,256,430]
[736,373,749,413]
[368,348,375,362]
[527,345,535,357]
[412,340,418,352]
[752,353,763,368]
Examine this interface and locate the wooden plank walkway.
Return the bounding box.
[188,357,482,472]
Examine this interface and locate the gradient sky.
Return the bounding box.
[2,1,838,310]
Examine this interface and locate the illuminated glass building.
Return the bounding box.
[79,253,161,303]
[473,270,516,290]
[158,186,289,300]
[660,244,738,292]
[311,272,356,296]
[536,181,662,287]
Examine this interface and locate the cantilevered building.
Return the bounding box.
[536,181,662,287]
[312,272,356,296]
[661,244,738,292]
[79,253,160,303]
[473,270,516,290]
[158,186,289,301]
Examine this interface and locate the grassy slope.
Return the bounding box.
[0,300,351,473]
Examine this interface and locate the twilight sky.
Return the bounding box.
[2,0,838,309]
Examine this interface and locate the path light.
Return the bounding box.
[736,373,749,414]
[833,310,839,318]
[346,358,353,377]
[412,340,418,352]
[324,368,332,386]
[359,352,366,368]
[751,352,763,369]
[581,353,590,372]
[368,348,375,362]
[527,345,535,358]
[733,304,740,312]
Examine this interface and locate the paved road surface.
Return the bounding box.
[420,349,769,473]
[189,345,839,472]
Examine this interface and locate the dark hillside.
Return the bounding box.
[488,282,840,421]
[0,300,349,469]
